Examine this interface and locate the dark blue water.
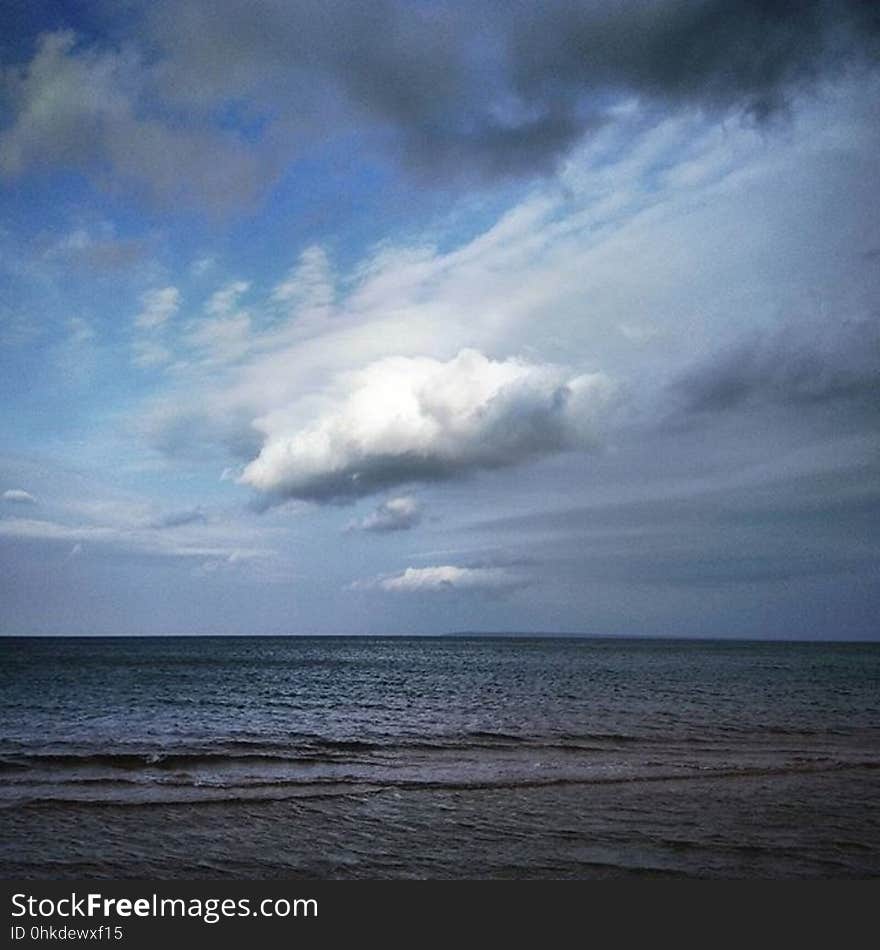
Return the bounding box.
[1,636,878,878]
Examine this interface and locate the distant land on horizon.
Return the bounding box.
[1,630,878,643]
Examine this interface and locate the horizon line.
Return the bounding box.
[1,632,878,644]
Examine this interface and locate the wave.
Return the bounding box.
[3,759,878,810]
[4,721,871,776]
[0,731,643,772]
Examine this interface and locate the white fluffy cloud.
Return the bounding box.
[240,349,614,502]
[2,488,37,504]
[358,564,524,594]
[352,496,422,533]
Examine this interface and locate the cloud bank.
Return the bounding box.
[146,0,879,181]
[240,349,615,503]
[2,3,877,207]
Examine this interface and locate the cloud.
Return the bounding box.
[42,227,152,272]
[355,564,526,594]
[2,488,37,504]
[240,349,615,503]
[187,311,253,364]
[148,507,208,530]
[672,317,880,418]
[194,550,262,576]
[0,31,270,209]
[135,286,180,330]
[272,247,334,309]
[3,4,876,211]
[0,514,274,565]
[138,81,877,526]
[501,0,879,122]
[351,495,422,533]
[0,463,281,572]
[143,0,878,183]
[131,286,180,367]
[190,256,216,277]
[132,338,172,369]
[206,281,250,317]
[271,246,335,339]
[145,404,263,462]
[177,280,255,365]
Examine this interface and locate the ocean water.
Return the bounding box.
[1,635,878,878]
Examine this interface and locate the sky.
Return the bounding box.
[0,0,878,638]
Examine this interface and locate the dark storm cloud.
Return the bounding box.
[503,0,879,122]
[672,316,880,418]
[5,1,874,203]
[142,0,879,182]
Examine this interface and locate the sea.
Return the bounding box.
[1,636,878,878]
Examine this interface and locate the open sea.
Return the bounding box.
[1,636,878,878]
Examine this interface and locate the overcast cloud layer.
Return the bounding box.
[0,2,877,637]
[1,2,878,204]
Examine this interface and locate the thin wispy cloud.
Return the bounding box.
[135,287,179,330]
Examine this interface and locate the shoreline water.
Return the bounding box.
[4,766,878,879]
[3,636,878,878]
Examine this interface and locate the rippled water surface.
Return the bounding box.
[2,636,878,877]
